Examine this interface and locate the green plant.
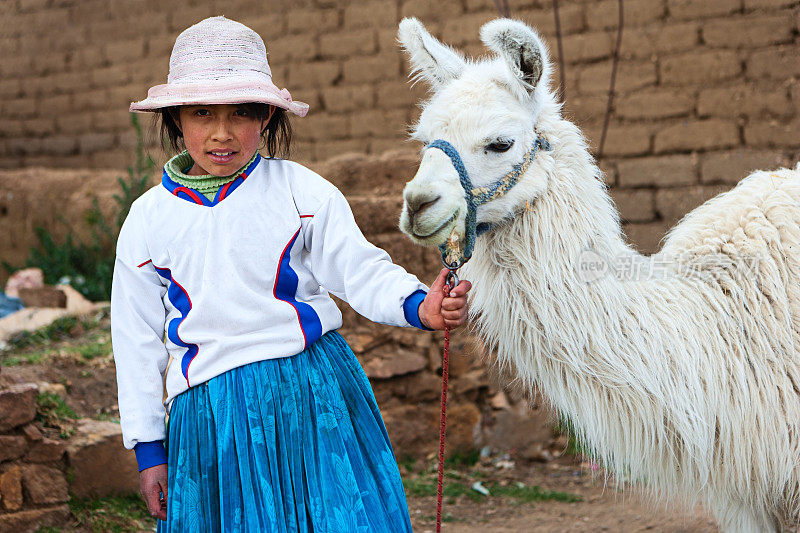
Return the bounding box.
[4,114,154,301]
[36,391,79,439]
[69,493,151,533]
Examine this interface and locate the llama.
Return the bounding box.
[397,17,800,532]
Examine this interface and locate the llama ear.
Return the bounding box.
[398,17,466,88]
[480,18,548,91]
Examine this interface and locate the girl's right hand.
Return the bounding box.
[139,464,168,520]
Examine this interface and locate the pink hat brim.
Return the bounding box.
[129,80,309,117]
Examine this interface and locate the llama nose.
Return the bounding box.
[406,194,441,217]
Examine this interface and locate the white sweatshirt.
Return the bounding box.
[111,155,428,467]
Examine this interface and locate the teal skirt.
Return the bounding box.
[158,331,413,532]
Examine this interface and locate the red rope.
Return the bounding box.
[436,323,450,532]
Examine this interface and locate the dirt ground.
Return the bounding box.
[1,311,719,532]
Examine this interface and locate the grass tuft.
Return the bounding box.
[69,493,152,533]
[36,392,79,439]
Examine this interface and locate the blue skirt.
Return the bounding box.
[158,331,413,532]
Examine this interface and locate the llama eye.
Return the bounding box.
[486,140,514,153]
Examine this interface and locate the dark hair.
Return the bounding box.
[158,103,293,159]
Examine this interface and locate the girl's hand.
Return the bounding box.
[140,464,168,521]
[419,268,472,330]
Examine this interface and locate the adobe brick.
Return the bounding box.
[376,80,427,110]
[350,108,409,138]
[90,64,132,88]
[611,188,656,222]
[49,71,87,95]
[440,12,495,45]
[401,0,465,23]
[343,53,401,84]
[348,195,405,234]
[0,119,24,137]
[744,0,797,8]
[621,23,699,61]
[617,154,697,187]
[72,88,110,112]
[43,135,79,157]
[168,4,217,32]
[666,0,741,20]
[0,56,32,78]
[0,76,22,99]
[287,9,337,34]
[622,221,670,255]
[23,118,56,136]
[296,113,351,141]
[792,81,800,114]
[19,0,49,12]
[700,149,787,184]
[655,185,729,225]
[320,29,377,58]
[79,132,116,153]
[369,137,415,157]
[320,84,374,112]
[660,49,741,86]
[561,30,615,63]
[93,110,130,132]
[697,84,790,119]
[247,14,286,38]
[72,47,107,70]
[40,94,73,114]
[465,0,495,11]
[6,138,43,156]
[655,119,739,153]
[616,89,694,120]
[378,27,400,55]
[90,148,135,169]
[32,51,70,76]
[590,124,653,157]
[267,33,318,63]
[586,0,665,31]
[747,46,800,79]
[104,38,147,65]
[577,59,657,94]
[517,5,585,35]
[344,2,395,29]
[3,98,37,119]
[563,94,608,124]
[744,118,800,148]
[56,112,93,133]
[702,14,794,49]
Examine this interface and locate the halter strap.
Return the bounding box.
[425,134,551,266]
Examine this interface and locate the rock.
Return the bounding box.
[21,423,42,442]
[0,504,71,532]
[4,268,44,299]
[482,407,555,460]
[490,391,510,410]
[21,464,68,504]
[17,287,67,309]
[446,402,482,456]
[0,465,23,511]
[382,404,440,458]
[59,284,98,314]
[0,435,27,463]
[363,348,427,379]
[36,382,67,397]
[453,369,489,396]
[25,438,65,463]
[397,371,442,402]
[0,383,38,432]
[65,419,139,498]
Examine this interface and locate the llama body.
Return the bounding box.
[397,17,800,532]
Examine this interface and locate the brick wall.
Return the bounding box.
[0,0,798,253]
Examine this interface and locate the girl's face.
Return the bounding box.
[177,104,274,176]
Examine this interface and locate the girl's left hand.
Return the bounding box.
[419,268,472,330]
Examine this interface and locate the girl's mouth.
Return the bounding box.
[208,151,237,164]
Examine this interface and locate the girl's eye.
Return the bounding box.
[235,109,249,117]
[194,109,211,117]
[486,140,514,153]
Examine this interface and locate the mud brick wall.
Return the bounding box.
[0,0,798,254]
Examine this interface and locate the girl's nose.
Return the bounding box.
[211,119,233,142]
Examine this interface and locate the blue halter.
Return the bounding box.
[425,134,551,267]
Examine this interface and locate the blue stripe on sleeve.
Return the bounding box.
[403,289,433,331]
[134,440,168,471]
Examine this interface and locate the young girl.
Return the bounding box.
[111,16,470,532]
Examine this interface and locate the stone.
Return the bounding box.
[482,407,555,460]
[0,435,27,463]
[21,423,42,442]
[0,505,71,531]
[4,268,43,299]
[382,404,439,458]
[0,383,38,432]
[21,464,68,504]
[25,438,65,463]
[490,391,510,410]
[17,287,67,308]
[446,402,481,456]
[453,369,489,397]
[65,419,140,498]
[0,465,23,511]
[396,371,442,402]
[363,348,427,379]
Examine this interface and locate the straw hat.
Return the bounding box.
[130,16,309,117]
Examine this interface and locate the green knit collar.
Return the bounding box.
[165,150,258,193]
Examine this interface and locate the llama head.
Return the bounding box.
[398,17,555,252]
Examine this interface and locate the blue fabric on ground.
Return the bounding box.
[157,330,413,532]
[0,293,23,319]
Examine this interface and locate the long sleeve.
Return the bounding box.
[111,206,170,457]
[303,189,429,327]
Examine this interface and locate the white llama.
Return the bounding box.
[397,17,800,532]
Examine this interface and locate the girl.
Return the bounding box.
[111,15,470,532]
